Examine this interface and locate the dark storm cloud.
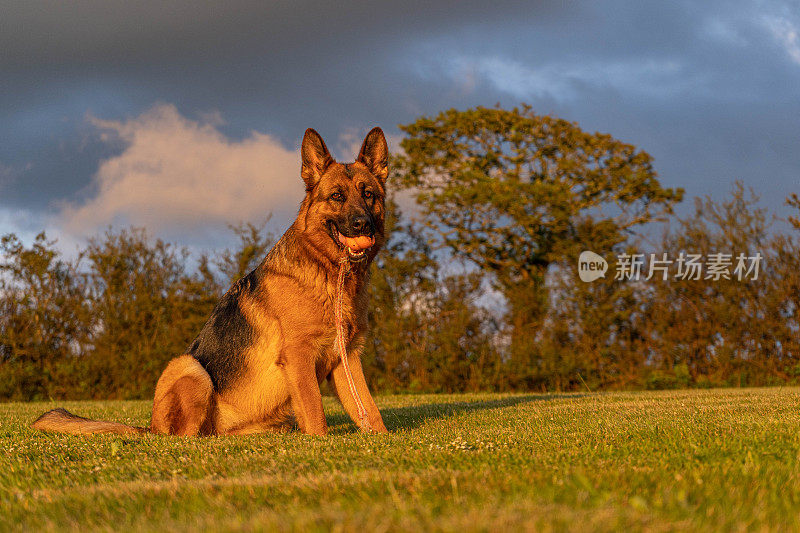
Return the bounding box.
[0,0,798,236]
[0,0,560,208]
[401,0,800,213]
[0,0,556,70]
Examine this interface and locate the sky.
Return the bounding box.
[1,0,799,253]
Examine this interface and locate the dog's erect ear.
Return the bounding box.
[301,128,334,191]
[356,127,388,183]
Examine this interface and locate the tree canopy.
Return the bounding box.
[395,104,683,284]
[394,105,684,363]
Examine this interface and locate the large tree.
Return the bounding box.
[395,105,683,376]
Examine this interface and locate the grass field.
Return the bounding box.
[2,388,800,532]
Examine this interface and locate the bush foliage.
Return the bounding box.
[1,105,799,400]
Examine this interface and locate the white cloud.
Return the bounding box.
[0,160,32,194]
[762,15,800,65]
[0,163,13,192]
[58,104,305,236]
[334,127,404,163]
[700,17,748,47]
[408,48,705,102]
[437,55,694,101]
[0,205,87,263]
[0,206,42,241]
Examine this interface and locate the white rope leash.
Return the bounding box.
[335,257,372,431]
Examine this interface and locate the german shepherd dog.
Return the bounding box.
[33,127,389,436]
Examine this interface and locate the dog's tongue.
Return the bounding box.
[338,233,374,251]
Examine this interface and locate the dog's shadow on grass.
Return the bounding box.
[326,393,585,433]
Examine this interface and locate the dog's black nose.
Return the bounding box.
[350,215,373,235]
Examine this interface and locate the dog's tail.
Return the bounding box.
[32,408,148,435]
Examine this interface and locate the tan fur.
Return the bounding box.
[31,127,390,437]
[150,356,214,435]
[32,408,146,435]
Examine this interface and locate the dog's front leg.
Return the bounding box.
[279,346,327,436]
[331,349,388,433]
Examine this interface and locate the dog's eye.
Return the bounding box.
[363,190,373,199]
[330,192,345,202]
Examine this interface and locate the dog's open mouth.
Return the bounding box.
[330,224,374,262]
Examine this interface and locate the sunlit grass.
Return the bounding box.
[2,388,800,531]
